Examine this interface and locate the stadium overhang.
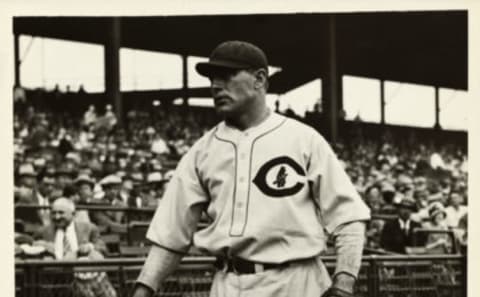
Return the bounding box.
[13,12,467,90]
[12,11,468,140]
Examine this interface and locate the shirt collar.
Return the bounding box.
[398,218,410,229]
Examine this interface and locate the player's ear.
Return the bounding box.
[253,68,268,90]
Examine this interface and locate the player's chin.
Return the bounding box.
[214,103,235,115]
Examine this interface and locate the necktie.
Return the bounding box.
[63,232,72,256]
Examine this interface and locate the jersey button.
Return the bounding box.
[237,202,244,208]
[240,153,246,160]
[239,177,245,183]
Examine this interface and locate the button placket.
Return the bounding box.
[230,137,251,236]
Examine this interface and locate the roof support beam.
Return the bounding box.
[434,86,441,130]
[380,79,386,125]
[14,33,20,87]
[182,55,189,106]
[104,17,122,121]
[321,15,342,143]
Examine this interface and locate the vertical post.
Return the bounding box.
[118,265,125,297]
[434,86,441,129]
[182,55,189,107]
[380,79,385,125]
[14,34,21,87]
[321,15,341,143]
[462,254,467,297]
[368,257,379,297]
[104,17,122,122]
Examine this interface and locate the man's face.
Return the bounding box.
[39,178,55,196]
[398,206,412,221]
[20,175,36,188]
[78,184,93,201]
[56,175,72,189]
[450,193,463,207]
[51,201,74,229]
[210,69,257,116]
[104,184,120,200]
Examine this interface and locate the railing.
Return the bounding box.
[15,204,398,225]
[15,254,466,297]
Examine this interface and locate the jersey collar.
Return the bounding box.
[215,110,285,143]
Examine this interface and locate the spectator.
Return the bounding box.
[55,165,75,193]
[15,164,50,228]
[38,174,57,205]
[33,197,107,257]
[32,198,117,297]
[83,105,97,127]
[444,190,467,229]
[74,174,96,223]
[104,104,117,129]
[150,132,170,155]
[423,204,452,254]
[380,196,424,254]
[379,181,397,215]
[364,185,382,215]
[143,172,165,207]
[90,175,127,234]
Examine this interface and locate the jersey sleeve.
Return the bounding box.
[307,134,370,234]
[146,142,208,253]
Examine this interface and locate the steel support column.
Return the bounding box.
[321,15,342,143]
[434,86,441,129]
[380,79,385,125]
[14,34,21,87]
[182,55,189,107]
[104,17,122,121]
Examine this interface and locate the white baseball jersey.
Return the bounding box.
[147,111,370,263]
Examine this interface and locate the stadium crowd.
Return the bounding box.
[14,100,468,261]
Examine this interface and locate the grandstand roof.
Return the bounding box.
[13,11,467,92]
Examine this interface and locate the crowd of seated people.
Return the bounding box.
[14,101,468,261]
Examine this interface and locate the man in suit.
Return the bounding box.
[380,196,425,254]
[34,197,107,258]
[34,197,117,297]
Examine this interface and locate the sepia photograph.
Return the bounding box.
[2,2,477,297]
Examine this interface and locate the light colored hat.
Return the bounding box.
[74,174,95,187]
[18,163,37,177]
[99,174,122,186]
[65,152,81,164]
[429,204,446,220]
[33,158,46,168]
[381,182,395,193]
[394,196,417,211]
[147,172,163,184]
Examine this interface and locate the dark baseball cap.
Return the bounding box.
[196,41,268,78]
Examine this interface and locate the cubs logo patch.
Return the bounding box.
[253,156,306,197]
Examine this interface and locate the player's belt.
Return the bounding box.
[214,256,291,274]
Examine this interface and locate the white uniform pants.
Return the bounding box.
[209,257,332,297]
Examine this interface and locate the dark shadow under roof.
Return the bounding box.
[13,11,468,93]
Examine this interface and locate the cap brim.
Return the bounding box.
[395,203,417,211]
[196,60,248,77]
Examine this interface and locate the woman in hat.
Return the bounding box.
[423,205,452,254]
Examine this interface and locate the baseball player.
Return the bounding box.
[132,41,370,297]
